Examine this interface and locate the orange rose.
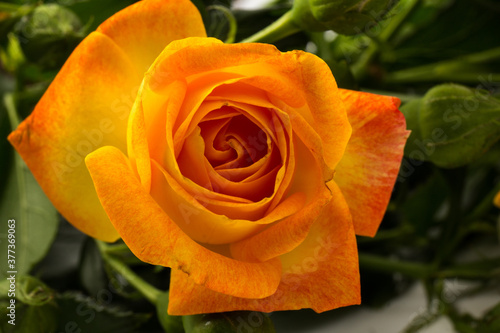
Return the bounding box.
[8,0,408,314]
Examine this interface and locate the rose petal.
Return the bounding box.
[151,159,303,244]
[168,181,359,315]
[149,41,351,173]
[335,90,409,236]
[127,86,151,192]
[85,146,282,298]
[8,32,140,241]
[97,0,206,74]
[8,0,207,241]
[230,135,332,262]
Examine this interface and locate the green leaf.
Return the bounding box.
[402,171,448,234]
[0,276,58,333]
[79,238,107,296]
[0,94,59,279]
[157,292,184,333]
[17,302,59,333]
[55,292,151,333]
[183,311,276,333]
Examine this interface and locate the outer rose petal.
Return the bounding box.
[98,0,206,73]
[8,0,206,241]
[85,146,282,299]
[168,182,359,315]
[335,90,409,236]
[8,32,140,241]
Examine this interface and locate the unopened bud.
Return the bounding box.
[401,83,500,168]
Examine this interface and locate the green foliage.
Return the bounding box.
[54,292,151,333]
[0,95,59,280]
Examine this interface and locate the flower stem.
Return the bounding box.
[207,5,237,44]
[433,168,466,267]
[240,10,300,44]
[358,253,432,279]
[351,0,420,81]
[4,93,20,129]
[97,241,161,305]
[384,47,500,83]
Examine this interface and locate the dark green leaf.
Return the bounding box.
[0,276,58,333]
[402,171,448,234]
[55,292,151,333]
[0,94,59,279]
[79,238,107,296]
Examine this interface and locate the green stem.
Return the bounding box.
[4,93,20,129]
[97,241,161,305]
[240,10,301,44]
[357,224,414,244]
[435,257,500,279]
[433,168,466,267]
[0,2,34,14]
[385,47,500,83]
[358,253,432,279]
[102,243,133,255]
[207,5,237,44]
[351,0,420,80]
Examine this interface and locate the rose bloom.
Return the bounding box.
[9,0,408,314]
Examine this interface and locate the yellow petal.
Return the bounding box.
[98,0,206,74]
[8,32,140,241]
